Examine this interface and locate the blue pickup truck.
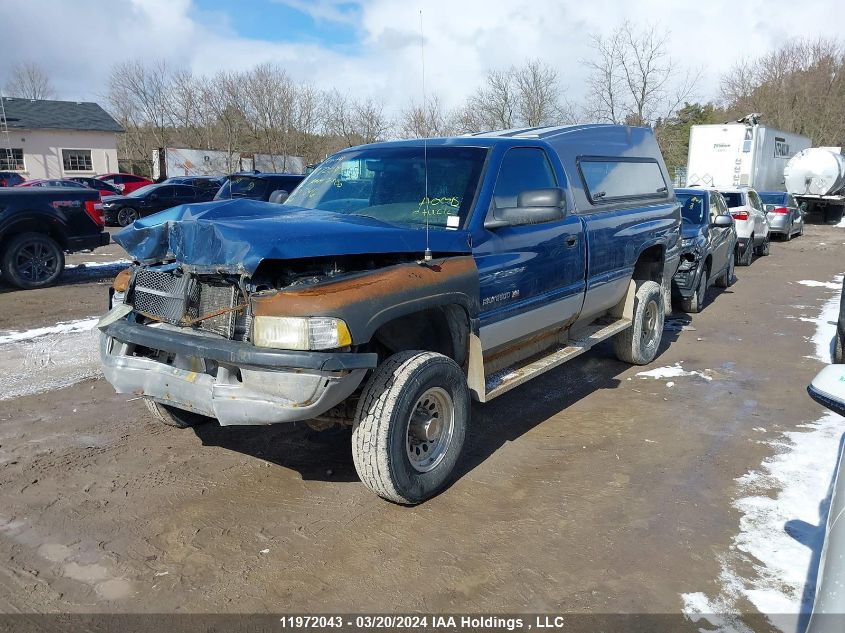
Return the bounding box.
[99,124,681,504]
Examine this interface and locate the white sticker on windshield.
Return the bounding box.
[446,215,460,228]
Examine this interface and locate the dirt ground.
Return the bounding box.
[0,223,842,628]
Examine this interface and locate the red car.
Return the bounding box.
[95,172,153,194]
[15,178,89,189]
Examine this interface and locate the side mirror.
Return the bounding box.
[808,365,845,417]
[712,214,733,228]
[485,188,566,230]
[269,189,289,204]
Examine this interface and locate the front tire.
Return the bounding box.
[1,232,65,289]
[681,267,707,314]
[144,398,214,428]
[614,280,664,365]
[352,351,469,505]
[834,331,844,364]
[755,234,770,256]
[715,252,735,288]
[738,238,753,266]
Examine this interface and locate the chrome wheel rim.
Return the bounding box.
[641,299,659,346]
[405,387,455,473]
[15,240,58,282]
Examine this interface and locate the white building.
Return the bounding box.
[0,97,122,180]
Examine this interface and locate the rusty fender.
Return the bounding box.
[251,256,480,344]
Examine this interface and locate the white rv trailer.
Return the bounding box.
[685,117,811,191]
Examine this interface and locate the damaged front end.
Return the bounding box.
[671,238,705,299]
[99,206,476,426]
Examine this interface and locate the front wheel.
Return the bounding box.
[715,252,735,288]
[834,331,844,364]
[144,398,214,428]
[680,267,708,314]
[614,280,664,365]
[738,238,753,266]
[352,351,469,504]
[755,234,770,256]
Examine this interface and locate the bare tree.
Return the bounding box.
[720,38,845,146]
[322,89,390,147]
[455,60,573,133]
[583,21,697,126]
[5,62,57,100]
[398,95,453,138]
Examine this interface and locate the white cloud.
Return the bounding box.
[0,0,842,116]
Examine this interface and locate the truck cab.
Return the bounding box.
[99,124,680,504]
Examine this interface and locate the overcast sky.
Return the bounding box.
[1,0,842,114]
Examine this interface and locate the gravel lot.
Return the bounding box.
[0,224,842,631]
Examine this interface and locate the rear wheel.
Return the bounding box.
[614,280,664,365]
[1,232,65,289]
[681,267,708,314]
[715,252,735,288]
[116,206,139,227]
[352,351,469,504]
[144,398,214,428]
[784,223,793,241]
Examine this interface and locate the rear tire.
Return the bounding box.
[144,398,214,428]
[614,280,664,365]
[715,252,734,288]
[681,267,707,314]
[352,351,469,505]
[1,232,65,289]
[784,224,792,241]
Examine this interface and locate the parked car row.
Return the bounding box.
[670,184,804,314]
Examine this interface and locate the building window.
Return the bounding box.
[62,149,93,172]
[0,148,24,171]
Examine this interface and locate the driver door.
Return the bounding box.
[474,147,586,352]
[708,191,731,272]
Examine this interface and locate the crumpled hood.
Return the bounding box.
[113,199,472,275]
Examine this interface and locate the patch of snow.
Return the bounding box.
[797,279,841,290]
[666,381,675,388]
[0,317,99,345]
[259,549,270,555]
[806,276,843,362]
[682,275,845,631]
[636,362,712,381]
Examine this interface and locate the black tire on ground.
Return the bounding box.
[681,267,708,314]
[738,238,753,266]
[352,350,469,505]
[613,280,664,365]
[143,398,214,428]
[755,234,770,256]
[116,206,139,227]
[834,331,844,364]
[715,252,735,288]
[0,232,65,289]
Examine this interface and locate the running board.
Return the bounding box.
[483,317,632,401]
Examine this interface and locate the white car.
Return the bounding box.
[718,188,771,266]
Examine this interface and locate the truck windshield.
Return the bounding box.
[285,146,487,229]
[676,193,706,225]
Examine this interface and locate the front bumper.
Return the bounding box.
[672,263,701,299]
[100,319,377,426]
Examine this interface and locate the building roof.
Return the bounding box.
[0,97,123,133]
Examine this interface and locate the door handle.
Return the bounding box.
[565,236,578,247]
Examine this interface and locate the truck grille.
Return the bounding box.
[132,268,196,325]
[130,269,248,340]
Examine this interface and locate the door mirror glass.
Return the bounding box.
[712,214,733,228]
[485,187,566,229]
[269,189,290,204]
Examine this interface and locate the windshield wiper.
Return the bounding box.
[593,191,607,200]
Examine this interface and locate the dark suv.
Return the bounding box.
[672,188,737,313]
[214,172,305,202]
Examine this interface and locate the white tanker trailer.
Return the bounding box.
[784,147,845,222]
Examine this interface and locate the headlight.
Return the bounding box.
[681,237,695,247]
[253,316,352,350]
